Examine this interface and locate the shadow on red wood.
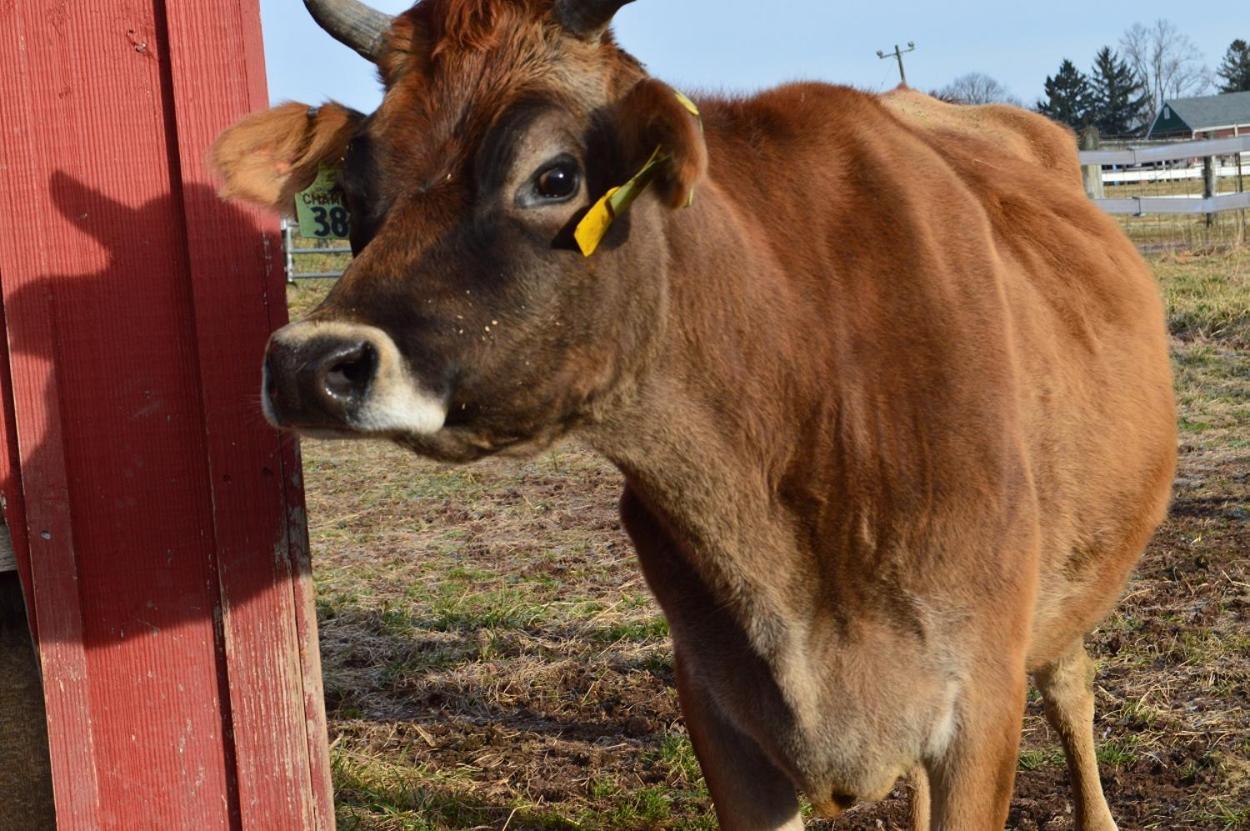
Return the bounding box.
[0,171,330,829]
[6,174,302,648]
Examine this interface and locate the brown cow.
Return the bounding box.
[211,1,1177,828]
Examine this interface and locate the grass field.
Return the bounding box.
[287,250,1250,831]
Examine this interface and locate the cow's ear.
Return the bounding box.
[210,102,359,213]
[615,80,707,209]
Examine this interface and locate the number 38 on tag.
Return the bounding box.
[295,165,351,240]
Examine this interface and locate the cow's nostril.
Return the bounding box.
[319,341,376,404]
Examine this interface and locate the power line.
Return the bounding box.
[876,42,917,87]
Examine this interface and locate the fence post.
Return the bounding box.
[1080,127,1104,200]
[284,220,296,284]
[1203,155,1217,229]
[1238,148,1246,244]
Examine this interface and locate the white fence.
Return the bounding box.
[283,220,350,281]
[1078,135,1249,217]
[1103,160,1247,185]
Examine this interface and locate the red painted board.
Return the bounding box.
[0,2,234,827]
[163,0,334,826]
[0,0,330,828]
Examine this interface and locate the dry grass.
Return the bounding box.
[289,251,1250,830]
[1112,213,1247,252]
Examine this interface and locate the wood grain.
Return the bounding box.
[0,1,331,827]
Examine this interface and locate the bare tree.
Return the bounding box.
[1119,19,1212,112]
[933,72,1023,106]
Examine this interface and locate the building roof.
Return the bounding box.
[1148,90,1250,137]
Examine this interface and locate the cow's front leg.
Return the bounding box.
[674,651,804,831]
[923,657,1027,830]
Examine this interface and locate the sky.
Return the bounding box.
[259,0,1237,112]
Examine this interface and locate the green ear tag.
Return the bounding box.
[294,165,351,240]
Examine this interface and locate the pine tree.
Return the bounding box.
[1037,59,1094,129]
[1088,46,1152,136]
[1217,39,1250,92]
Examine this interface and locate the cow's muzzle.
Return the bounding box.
[262,321,447,437]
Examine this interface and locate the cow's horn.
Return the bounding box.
[304,0,393,61]
[554,0,636,40]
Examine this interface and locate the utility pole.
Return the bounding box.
[876,42,917,87]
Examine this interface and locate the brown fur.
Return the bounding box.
[212,3,1176,828]
[880,87,1083,184]
[616,78,707,207]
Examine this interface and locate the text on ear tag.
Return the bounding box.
[295,164,351,240]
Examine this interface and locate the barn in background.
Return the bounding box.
[1148,89,1250,139]
[0,1,334,828]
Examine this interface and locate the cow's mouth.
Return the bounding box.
[273,420,541,465]
[394,420,567,464]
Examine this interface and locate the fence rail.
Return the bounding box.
[1078,136,1250,167]
[1078,134,1247,248]
[1095,192,1250,216]
[1103,162,1247,184]
[283,221,350,280]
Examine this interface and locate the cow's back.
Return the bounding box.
[879,87,1083,186]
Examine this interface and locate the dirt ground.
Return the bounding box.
[0,575,55,831]
[290,250,1250,831]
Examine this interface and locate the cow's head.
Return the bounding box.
[213,0,707,461]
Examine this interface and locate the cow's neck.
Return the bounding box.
[589,185,841,656]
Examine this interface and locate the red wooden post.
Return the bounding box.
[0,1,333,828]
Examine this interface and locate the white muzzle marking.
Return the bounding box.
[267,320,447,436]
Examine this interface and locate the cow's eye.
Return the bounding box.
[531,159,580,203]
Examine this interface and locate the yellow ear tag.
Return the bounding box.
[573,94,702,257]
[672,89,701,118]
[574,147,667,257]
